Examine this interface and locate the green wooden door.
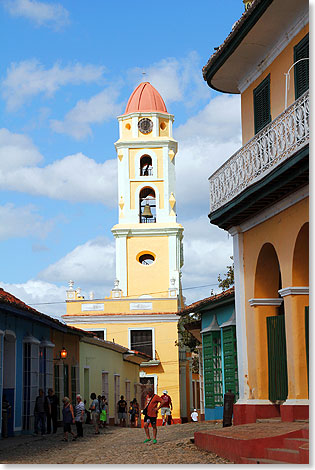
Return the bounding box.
[267,315,288,402]
[203,332,223,408]
[222,326,239,399]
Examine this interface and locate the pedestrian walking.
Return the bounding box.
[89,392,100,434]
[191,408,199,422]
[46,388,58,434]
[117,395,127,427]
[34,389,50,435]
[129,398,140,428]
[100,396,107,428]
[133,398,140,427]
[74,395,85,438]
[142,388,162,444]
[62,397,76,441]
[160,390,172,426]
[84,399,91,424]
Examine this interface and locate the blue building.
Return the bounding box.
[0,288,79,437]
[182,288,237,421]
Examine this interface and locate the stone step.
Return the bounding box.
[256,418,281,423]
[266,448,300,464]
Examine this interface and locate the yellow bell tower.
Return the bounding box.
[112,82,184,307]
[63,82,185,423]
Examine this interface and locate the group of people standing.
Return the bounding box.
[142,389,173,444]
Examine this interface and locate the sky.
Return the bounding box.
[0,0,244,318]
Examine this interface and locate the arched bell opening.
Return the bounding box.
[139,187,156,223]
[254,243,288,403]
[140,155,153,176]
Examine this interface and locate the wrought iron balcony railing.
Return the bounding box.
[209,91,309,213]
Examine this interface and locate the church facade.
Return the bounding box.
[63,82,184,423]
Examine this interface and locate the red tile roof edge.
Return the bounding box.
[202,0,262,80]
[179,287,235,315]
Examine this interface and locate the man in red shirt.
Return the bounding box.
[160,390,172,426]
[143,388,162,444]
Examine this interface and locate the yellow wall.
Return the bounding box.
[159,117,170,137]
[79,338,140,423]
[76,321,181,420]
[65,298,178,315]
[243,197,309,400]
[127,235,169,298]
[241,25,309,144]
[120,118,132,140]
[129,148,164,180]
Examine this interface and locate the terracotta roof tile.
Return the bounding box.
[180,287,235,315]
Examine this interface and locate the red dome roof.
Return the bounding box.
[124,82,168,115]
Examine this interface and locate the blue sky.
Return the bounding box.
[0,0,244,317]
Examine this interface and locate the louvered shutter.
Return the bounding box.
[253,74,271,134]
[294,34,309,99]
[222,326,238,399]
[203,334,214,408]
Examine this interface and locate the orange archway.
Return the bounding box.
[292,223,309,286]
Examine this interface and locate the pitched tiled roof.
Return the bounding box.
[179,287,235,315]
[202,0,262,81]
[0,287,91,336]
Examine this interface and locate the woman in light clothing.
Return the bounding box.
[89,392,100,434]
[74,395,85,438]
[62,397,75,441]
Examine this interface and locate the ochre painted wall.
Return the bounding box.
[126,235,169,298]
[241,25,309,145]
[243,197,309,401]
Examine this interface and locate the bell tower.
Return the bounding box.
[112,82,184,307]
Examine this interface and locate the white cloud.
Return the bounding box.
[39,236,116,293]
[2,59,105,111]
[3,0,69,30]
[174,94,241,216]
[0,129,117,204]
[0,279,67,318]
[51,88,123,140]
[129,52,208,108]
[0,203,55,240]
[0,127,43,170]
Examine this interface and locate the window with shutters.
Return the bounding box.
[130,329,153,358]
[22,338,39,431]
[203,332,223,408]
[71,365,80,405]
[294,34,309,99]
[222,326,239,399]
[253,74,271,134]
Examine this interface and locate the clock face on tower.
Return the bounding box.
[138,118,153,134]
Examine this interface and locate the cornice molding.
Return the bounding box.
[248,298,283,306]
[111,226,184,237]
[63,314,179,323]
[114,139,178,150]
[117,111,174,121]
[278,287,309,297]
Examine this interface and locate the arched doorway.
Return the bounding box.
[254,243,288,402]
[3,331,16,436]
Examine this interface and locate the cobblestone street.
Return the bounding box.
[0,422,231,464]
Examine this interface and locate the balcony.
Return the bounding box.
[209,91,309,215]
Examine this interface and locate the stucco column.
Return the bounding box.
[279,287,309,400]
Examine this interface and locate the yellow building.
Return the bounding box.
[63,82,184,423]
[204,0,309,423]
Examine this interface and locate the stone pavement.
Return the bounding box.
[0,422,232,464]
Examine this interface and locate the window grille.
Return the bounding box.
[253,74,271,134]
[71,365,80,405]
[294,34,309,99]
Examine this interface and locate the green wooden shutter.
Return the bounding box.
[267,315,288,402]
[203,332,223,408]
[253,74,271,134]
[222,326,238,399]
[294,34,309,99]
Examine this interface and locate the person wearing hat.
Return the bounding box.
[191,408,199,422]
[160,390,172,426]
